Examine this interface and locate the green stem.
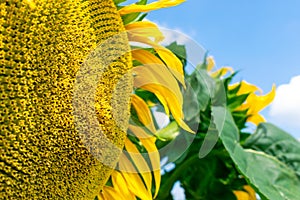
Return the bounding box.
[156,154,199,200]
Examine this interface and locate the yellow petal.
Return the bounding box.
[247,113,266,125]
[137,83,193,133]
[246,84,276,114]
[133,63,182,110]
[132,49,165,65]
[119,0,186,15]
[229,81,262,95]
[101,186,126,200]
[132,48,185,87]
[155,91,170,117]
[125,138,152,192]
[206,56,215,71]
[128,125,161,197]
[119,154,152,200]
[131,94,156,133]
[233,185,257,200]
[126,21,164,42]
[233,190,251,200]
[231,82,276,125]
[155,48,185,87]
[128,34,159,48]
[210,66,233,78]
[243,185,257,200]
[111,170,136,199]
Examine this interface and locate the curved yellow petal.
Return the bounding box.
[233,185,257,200]
[128,33,160,48]
[244,185,257,200]
[155,91,171,117]
[230,81,262,95]
[246,84,276,114]
[125,138,152,191]
[119,154,152,200]
[132,49,164,65]
[247,113,266,125]
[230,81,276,125]
[139,84,173,118]
[233,190,251,200]
[111,171,136,200]
[126,21,164,42]
[206,56,215,71]
[131,94,156,132]
[119,0,186,15]
[133,63,183,108]
[155,48,185,87]
[132,48,185,87]
[128,125,161,197]
[210,66,233,78]
[101,186,127,200]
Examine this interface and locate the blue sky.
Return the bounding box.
[146,0,300,138]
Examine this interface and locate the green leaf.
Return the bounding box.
[121,0,148,24]
[227,93,249,111]
[155,121,179,141]
[244,123,300,179]
[215,108,300,200]
[134,88,159,104]
[186,69,215,111]
[122,12,141,25]
[182,82,200,121]
[231,110,248,130]
[136,13,148,22]
[113,0,127,5]
[227,81,241,97]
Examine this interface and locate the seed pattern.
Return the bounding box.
[0,0,132,199]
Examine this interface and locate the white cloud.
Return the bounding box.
[269,75,300,130]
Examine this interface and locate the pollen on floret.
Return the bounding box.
[1,0,132,199]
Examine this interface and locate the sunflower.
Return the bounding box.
[228,80,276,125]
[1,0,187,199]
[206,56,276,125]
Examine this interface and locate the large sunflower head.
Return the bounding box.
[1,0,187,199]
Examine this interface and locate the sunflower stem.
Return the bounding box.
[156,154,199,200]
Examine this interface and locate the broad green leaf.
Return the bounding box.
[244,123,300,179]
[186,69,215,111]
[215,108,300,200]
[182,82,200,122]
